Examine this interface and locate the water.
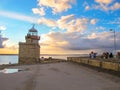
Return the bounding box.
[0,69,19,74]
[0,54,88,65]
[0,55,18,65]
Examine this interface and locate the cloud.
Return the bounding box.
[5,44,18,50]
[38,18,56,27]
[37,0,76,14]
[0,10,38,23]
[94,2,120,11]
[85,6,90,10]
[93,1,120,12]
[37,14,97,33]
[57,14,74,30]
[0,47,18,54]
[95,26,105,31]
[0,25,8,48]
[95,0,113,5]
[57,14,89,32]
[57,15,99,32]
[41,31,120,52]
[90,19,98,25]
[108,17,120,27]
[87,33,98,39]
[0,25,6,30]
[83,1,90,10]
[110,2,120,11]
[85,0,120,12]
[0,36,8,48]
[67,18,89,32]
[32,7,45,16]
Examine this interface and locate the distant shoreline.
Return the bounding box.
[0,54,18,56]
[0,53,88,55]
[0,54,89,56]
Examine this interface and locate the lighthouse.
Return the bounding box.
[19,25,40,64]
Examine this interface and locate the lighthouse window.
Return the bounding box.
[32,32,34,35]
[31,32,37,36]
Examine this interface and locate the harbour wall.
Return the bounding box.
[67,57,120,72]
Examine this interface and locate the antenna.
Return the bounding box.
[32,23,35,28]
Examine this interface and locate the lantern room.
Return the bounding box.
[28,25,38,36]
[26,25,40,44]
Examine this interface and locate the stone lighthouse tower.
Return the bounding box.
[19,25,40,64]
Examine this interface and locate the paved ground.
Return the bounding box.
[0,62,120,90]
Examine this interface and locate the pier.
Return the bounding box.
[0,59,120,90]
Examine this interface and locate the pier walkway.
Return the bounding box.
[0,62,120,90]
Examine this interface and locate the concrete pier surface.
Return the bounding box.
[0,62,120,90]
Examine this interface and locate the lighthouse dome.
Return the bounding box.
[29,25,37,32]
[28,25,38,36]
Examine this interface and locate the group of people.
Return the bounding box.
[89,51,97,58]
[89,51,115,59]
[101,52,120,60]
[101,52,113,59]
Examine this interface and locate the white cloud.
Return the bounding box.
[36,14,90,33]
[85,6,90,10]
[38,18,56,27]
[90,19,98,25]
[0,25,6,30]
[57,14,74,30]
[87,33,97,39]
[0,10,38,23]
[37,14,97,33]
[67,18,88,32]
[32,7,45,16]
[57,14,89,32]
[93,1,120,12]
[95,0,113,5]
[58,14,74,23]
[110,2,120,10]
[96,26,105,31]
[85,0,120,12]
[83,1,90,10]
[37,0,76,14]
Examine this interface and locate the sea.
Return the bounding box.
[0,54,89,65]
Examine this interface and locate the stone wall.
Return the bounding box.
[19,42,40,64]
[67,57,120,71]
[19,57,40,64]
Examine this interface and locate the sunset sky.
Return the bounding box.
[0,0,120,54]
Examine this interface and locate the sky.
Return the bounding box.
[0,0,120,54]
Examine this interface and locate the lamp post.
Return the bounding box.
[110,29,117,57]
